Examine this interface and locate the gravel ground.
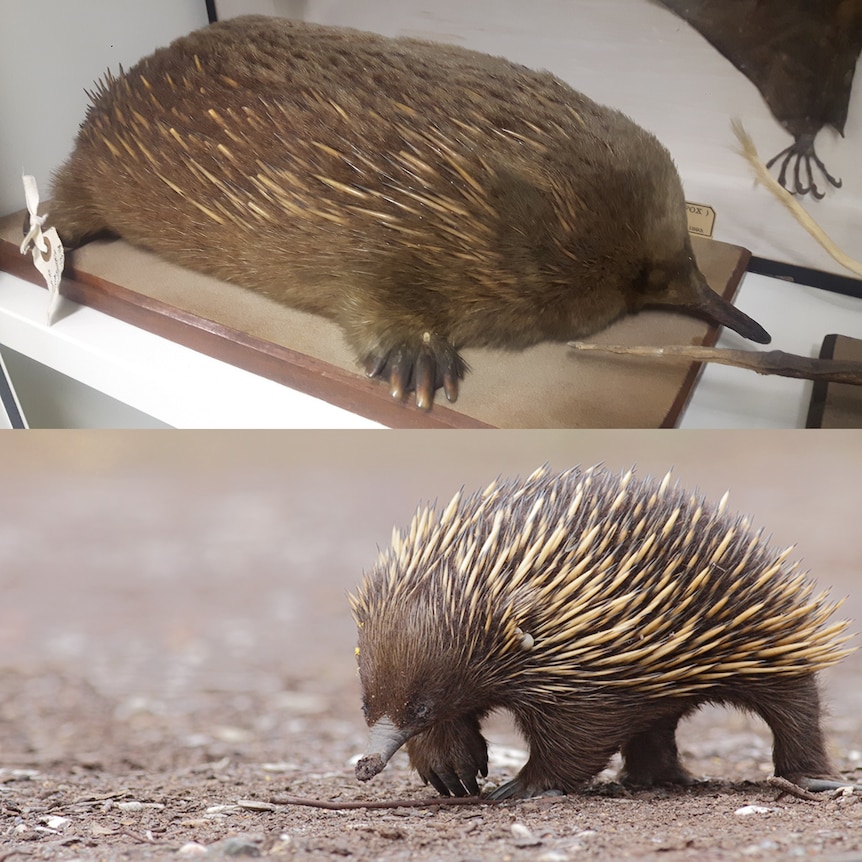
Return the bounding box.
[1,431,860,861]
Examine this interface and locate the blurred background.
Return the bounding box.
[0,430,859,779]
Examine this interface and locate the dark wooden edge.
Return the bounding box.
[660,244,753,428]
[1,237,493,429]
[805,333,837,429]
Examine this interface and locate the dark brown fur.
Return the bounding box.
[51,16,769,408]
[351,466,851,798]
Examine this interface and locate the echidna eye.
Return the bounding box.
[411,702,430,722]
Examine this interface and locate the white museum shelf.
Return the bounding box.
[0,266,858,428]
[0,270,382,429]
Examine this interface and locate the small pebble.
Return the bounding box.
[734,805,773,816]
[537,852,569,862]
[212,726,253,744]
[178,842,207,857]
[270,834,292,853]
[42,816,70,830]
[511,822,543,847]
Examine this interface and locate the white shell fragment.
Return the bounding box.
[236,799,277,812]
[734,805,773,816]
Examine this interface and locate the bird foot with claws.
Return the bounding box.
[766,134,842,200]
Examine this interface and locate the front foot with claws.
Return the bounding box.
[406,715,488,797]
[363,332,468,411]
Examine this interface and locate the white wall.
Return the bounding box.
[0,0,209,216]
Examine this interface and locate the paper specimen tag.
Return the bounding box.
[20,174,66,326]
[685,202,716,238]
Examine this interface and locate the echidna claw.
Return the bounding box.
[386,348,410,402]
[413,351,435,411]
[425,765,480,797]
[363,336,468,410]
[442,369,459,403]
[485,776,556,800]
[795,777,861,793]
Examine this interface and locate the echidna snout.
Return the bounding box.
[641,237,770,344]
[355,717,413,782]
[350,465,853,798]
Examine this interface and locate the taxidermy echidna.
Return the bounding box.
[351,465,854,798]
[49,15,770,410]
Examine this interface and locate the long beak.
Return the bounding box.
[355,716,414,781]
[684,276,771,344]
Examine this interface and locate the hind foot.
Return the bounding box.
[363,333,467,410]
[620,762,696,789]
[485,776,565,800]
[778,776,862,793]
[620,712,695,788]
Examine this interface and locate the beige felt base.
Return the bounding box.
[1,212,749,428]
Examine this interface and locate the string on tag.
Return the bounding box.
[19,175,66,326]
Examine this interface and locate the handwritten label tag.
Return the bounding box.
[20,175,66,326]
[686,201,716,238]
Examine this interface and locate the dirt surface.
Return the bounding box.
[1,431,860,861]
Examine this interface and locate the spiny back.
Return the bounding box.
[350,466,852,699]
[65,17,659,279]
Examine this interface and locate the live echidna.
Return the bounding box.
[50,15,770,410]
[351,465,853,798]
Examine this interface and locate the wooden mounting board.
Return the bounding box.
[0,213,749,428]
[807,334,862,428]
